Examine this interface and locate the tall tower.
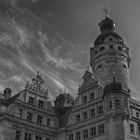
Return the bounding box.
[90,12,131,87]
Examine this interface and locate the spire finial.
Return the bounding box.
[87,66,90,71]
[101,9,109,18]
[37,71,40,75]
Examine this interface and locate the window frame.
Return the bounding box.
[38,100,44,108]
[26,112,32,121]
[37,115,43,124]
[15,130,21,140]
[28,96,34,104]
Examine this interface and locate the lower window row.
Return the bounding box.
[69,124,105,140]
[15,131,50,140]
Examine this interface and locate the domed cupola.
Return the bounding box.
[94,11,124,46]
[99,17,116,33]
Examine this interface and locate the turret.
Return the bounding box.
[54,93,74,108]
[103,77,130,118]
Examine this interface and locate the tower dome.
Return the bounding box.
[94,15,124,46]
[99,17,116,33]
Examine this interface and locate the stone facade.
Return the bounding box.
[0,16,140,140]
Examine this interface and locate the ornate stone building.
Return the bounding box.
[0,15,140,140]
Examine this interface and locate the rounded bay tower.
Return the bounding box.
[90,15,131,87]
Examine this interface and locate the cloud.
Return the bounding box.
[11,75,22,82]
[37,31,83,72]
[0,84,4,92]
[22,60,37,73]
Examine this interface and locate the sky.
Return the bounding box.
[0,0,140,101]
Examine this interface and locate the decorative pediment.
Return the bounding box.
[104,35,117,43]
[80,68,99,91]
[25,72,48,96]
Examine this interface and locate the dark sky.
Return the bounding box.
[0,0,140,101]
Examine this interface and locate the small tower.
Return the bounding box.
[103,78,130,140]
[90,11,131,87]
[54,93,74,108]
[4,88,12,100]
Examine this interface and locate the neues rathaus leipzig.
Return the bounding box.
[0,14,140,140]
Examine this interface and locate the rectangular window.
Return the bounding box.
[83,111,88,120]
[47,118,50,126]
[90,127,96,136]
[98,124,104,135]
[68,134,74,140]
[90,108,95,118]
[115,99,120,106]
[98,106,103,115]
[36,136,42,140]
[27,112,32,121]
[90,93,95,101]
[136,112,139,118]
[76,131,81,140]
[138,124,140,136]
[38,100,44,108]
[109,101,112,109]
[24,133,31,140]
[28,96,34,104]
[18,109,22,118]
[83,129,88,139]
[37,115,43,124]
[130,123,135,134]
[76,114,80,123]
[15,131,21,140]
[82,96,87,103]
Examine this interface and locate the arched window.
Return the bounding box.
[109,45,113,49]
[122,64,127,69]
[100,47,105,52]
[118,46,123,51]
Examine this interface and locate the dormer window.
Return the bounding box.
[100,47,105,52]
[82,96,87,103]
[28,96,34,104]
[38,100,44,108]
[118,46,123,51]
